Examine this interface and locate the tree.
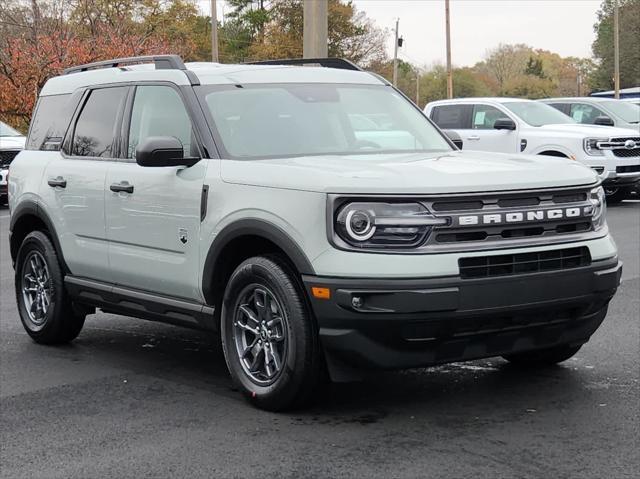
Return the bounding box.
[476,43,532,94]
[591,0,640,89]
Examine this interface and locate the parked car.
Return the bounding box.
[540,97,640,131]
[425,98,640,203]
[0,121,26,205]
[9,56,621,411]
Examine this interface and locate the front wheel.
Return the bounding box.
[220,256,322,411]
[15,231,86,344]
[604,186,629,204]
[503,344,582,367]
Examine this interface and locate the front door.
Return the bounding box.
[105,84,208,301]
[460,104,519,153]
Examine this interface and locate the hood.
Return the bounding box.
[538,123,639,138]
[0,135,26,149]
[221,150,598,195]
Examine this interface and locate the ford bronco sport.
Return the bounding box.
[9,56,622,411]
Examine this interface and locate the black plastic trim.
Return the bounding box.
[65,276,216,331]
[201,219,315,304]
[247,58,362,71]
[9,200,70,273]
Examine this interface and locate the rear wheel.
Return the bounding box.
[15,231,85,344]
[503,344,581,367]
[220,255,321,411]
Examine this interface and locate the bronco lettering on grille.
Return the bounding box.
[456,206,591,227]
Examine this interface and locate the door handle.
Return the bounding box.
[48,177,67,188]
[467,135,480,141]
[110,182,134,194]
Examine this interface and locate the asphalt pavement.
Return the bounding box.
[1,201,638,479]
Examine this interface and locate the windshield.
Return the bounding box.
[503,101,575,127]
[198,84,451,159]
[602,100,640,123]
[0,121,23,137]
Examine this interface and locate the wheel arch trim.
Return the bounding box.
[201,218,315,305]
[9,200,70,273]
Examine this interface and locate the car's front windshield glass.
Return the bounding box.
[198,84,451,159]
[503,101,576,127]
[0,121,22,137]
[602,100,640,123]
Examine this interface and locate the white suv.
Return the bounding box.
[0,121,26,205]
[9,56,622,410]
[540,96,640,131]
[425,98,640,203]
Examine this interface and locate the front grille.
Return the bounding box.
[0,150,20,167]
[608,136,640,158]
[613,148,640,158]
[459,247,591,279]
[617,165,640,173]
[423,187,595,251]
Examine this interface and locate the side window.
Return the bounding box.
[26,94,72,150]
[472,104,507,129]
[570,103,605,124]
[548,103,570,115]
[127,86,196,159]
[72,87,128,158]
[431,105,471,129]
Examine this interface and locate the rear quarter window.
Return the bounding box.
[26,93,78,150]
[431,104,471,129]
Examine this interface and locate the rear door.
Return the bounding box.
[41,86,129,282]
[105,84,208,301]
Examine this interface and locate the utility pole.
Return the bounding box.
[393,18,399,87]
[211,0,219,62]
[445,0,453,99]
[613,0,620,99]
[303,0,328,58]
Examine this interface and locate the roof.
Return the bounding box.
[40,61,385,96]
[426,97,532,106]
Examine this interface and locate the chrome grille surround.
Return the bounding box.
[328,184,605,254]
[596,136,640,158]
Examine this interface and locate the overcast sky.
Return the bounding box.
[200,0,602,67]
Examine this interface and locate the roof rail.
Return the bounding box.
[247,58,362,72]
[63,55,186,75]
[62,54,200,85]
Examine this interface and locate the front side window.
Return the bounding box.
[72,87,127,158]
[127,86,196,159]
[570,103,606,124]
[472,104,507,129]
[199,84,451,160]
[503,101,575,127]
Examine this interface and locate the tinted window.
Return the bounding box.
[503,101,574,126]
[26,94,72,150]
[472,104,507,129]
[72,87,127,158]
[200,84,451,159]
[569,103,606,124]
[431,105,470,129]
[127,86,196,159]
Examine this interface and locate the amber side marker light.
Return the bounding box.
[311,287,331,300]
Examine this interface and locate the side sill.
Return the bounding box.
[65,276,216,332]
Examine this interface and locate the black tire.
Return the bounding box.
[221,255,321,411]
[604,186,629,204]
[503,344,582,367]
[14,230,85,344]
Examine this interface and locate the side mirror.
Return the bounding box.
[135,136,200,167]
[594,115,614,127]
[494,118,516,130]
[443,130,463,149]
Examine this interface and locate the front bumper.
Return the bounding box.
[303,256,622,379]
[601,169,640,186]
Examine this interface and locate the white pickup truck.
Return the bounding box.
[425,98,640,203]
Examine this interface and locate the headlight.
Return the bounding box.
[335,202,447,249]
[590,186,606,230]
[584,138,607,156]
